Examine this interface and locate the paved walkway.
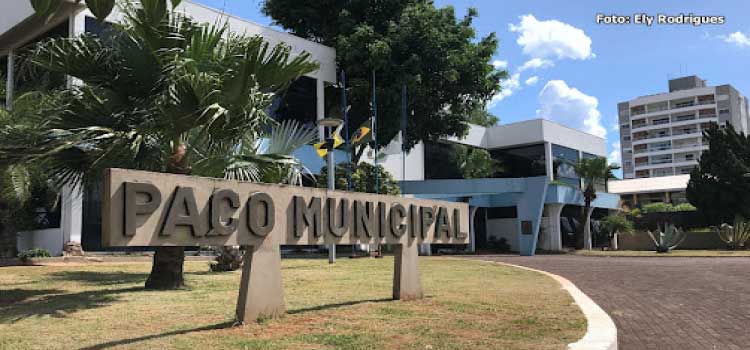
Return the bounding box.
[470,255,750,350]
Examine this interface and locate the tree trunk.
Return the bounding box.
[610,232,619,251]
[145,246,185,289]
[0,220,18,259]
[576,204,587,249]
[144,143,190,290]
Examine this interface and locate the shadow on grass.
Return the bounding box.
[287,297,393,314]
[0,287,145,323]
[49,271,150,285]
[0,288,65,305]
[77,321,235,350]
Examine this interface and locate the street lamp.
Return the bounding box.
[318,118,343,264]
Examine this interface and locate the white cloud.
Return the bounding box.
[723,31,750,47]
[608,141,621,165]
[518,58,554,72]
[492,60,509,70]
[509,14,594,60]
[489,73,520,107]
[611,123,620,132]
[525,76,539,86]
[536,80,606,138]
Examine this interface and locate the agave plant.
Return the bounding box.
[646,224,686,253]
[715,217,750,250]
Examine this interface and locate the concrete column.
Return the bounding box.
[5,49,13,109]
[236,242,285,324]
[393,244,423,300]
[544,142,554,181]
[583,206,595,250]
[544,204,564,252]
[468,206,479,253]
[61,184,83,245]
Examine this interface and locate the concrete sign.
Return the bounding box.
[102,168,469,323]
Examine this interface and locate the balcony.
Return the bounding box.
[673,130,698,137]
[673,101,695,109]
[650,158,673,165]
[673,143,702,150]
[673,115,696,122]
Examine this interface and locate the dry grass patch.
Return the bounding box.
[0,257,584,350]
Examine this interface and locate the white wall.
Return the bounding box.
[486,218,519,252]
[17,228,64,256]
[370,142,425,181]
[0,0,35,35]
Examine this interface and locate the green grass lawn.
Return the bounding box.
[0,257,584,350]
[574,249,750,257]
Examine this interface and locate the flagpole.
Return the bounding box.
[341,70,351,191]
[372,69,379,195]
[401,83,407,196]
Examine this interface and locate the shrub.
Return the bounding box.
[641,202,697,214]
[600,214,634,238]
[672,203,697,212]
[487,236,510,252]
[641,202,673,214]
[17,248,51,262]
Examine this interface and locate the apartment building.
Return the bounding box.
[618,75,749,179]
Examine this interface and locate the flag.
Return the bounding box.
[351,121,372,145]
[313,131,344,158]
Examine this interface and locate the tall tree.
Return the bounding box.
[1,2,317,288]
[573,157,619,249]
[262,0,506,162]
[687,123,750,223]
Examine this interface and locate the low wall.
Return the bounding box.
[17,228,64,256]
[618,231,727,251]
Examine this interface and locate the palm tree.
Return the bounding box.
[0,3,318,288]
[572,157,619,249]
[210,119,317,272]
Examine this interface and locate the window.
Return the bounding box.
[486,207,518,219]
[490,144,547,178]
[270,76,318,128]
[623,136,631,141]
[423,141,464,180]
[551,144,580,188]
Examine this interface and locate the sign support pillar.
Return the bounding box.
[393,243,423,300]
[235,242,285,324]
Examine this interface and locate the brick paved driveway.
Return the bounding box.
[470,255,750,350]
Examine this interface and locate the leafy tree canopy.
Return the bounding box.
[687,123,750,223]
[454,146,496,179]
[317,162,400,195]
[262,0,506,161]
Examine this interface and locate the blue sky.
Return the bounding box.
[194,0,750,172]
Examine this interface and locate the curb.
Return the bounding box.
[480,260,618,350]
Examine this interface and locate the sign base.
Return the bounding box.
[393,244,424,300]
[235,243,285,324]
